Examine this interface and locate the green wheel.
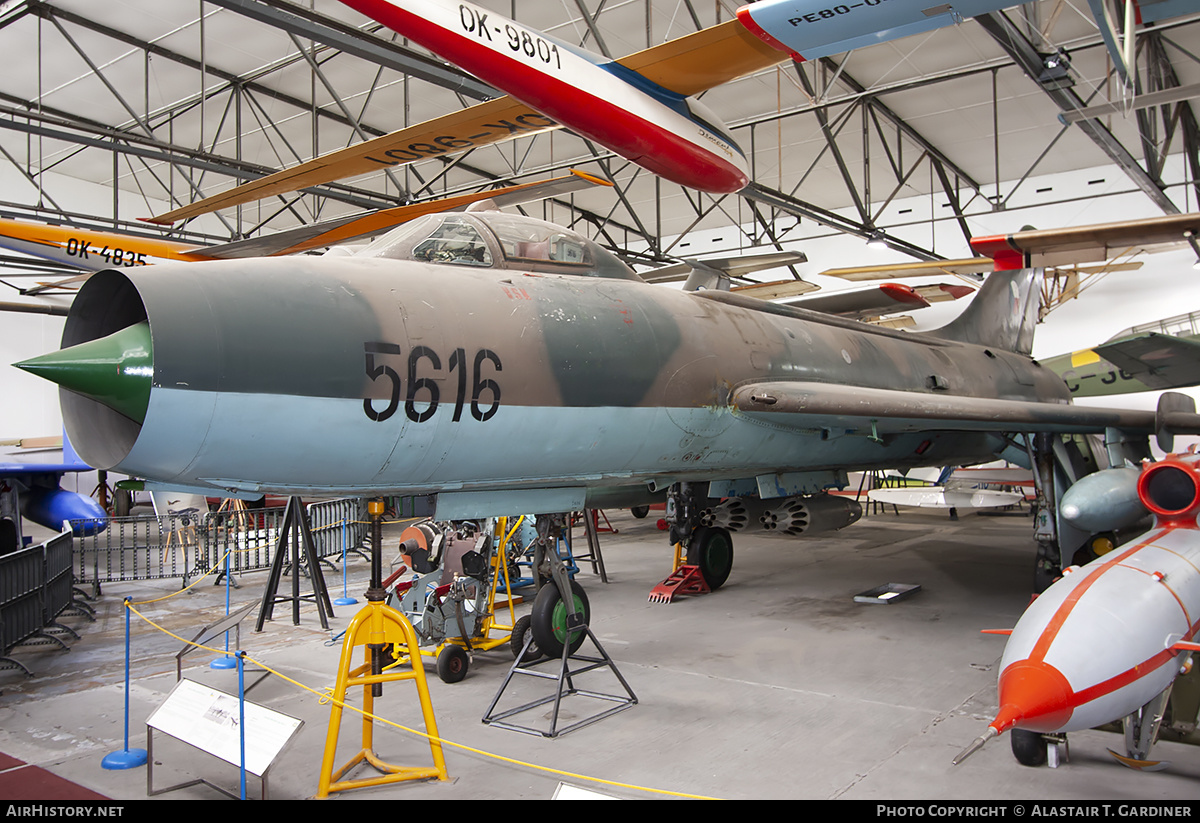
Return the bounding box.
[687,526,734,589]
[530,580,590,658]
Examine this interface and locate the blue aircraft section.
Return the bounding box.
[739,0,1195,67]
[739,0,1014,61]
[0,432,107,554]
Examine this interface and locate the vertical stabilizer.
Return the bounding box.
[920,268,1041,355]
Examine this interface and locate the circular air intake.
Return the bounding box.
[1138,460,1200,521]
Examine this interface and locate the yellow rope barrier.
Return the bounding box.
[129,547,236,605]
[122,602,718,800]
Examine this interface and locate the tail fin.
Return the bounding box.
[921,267,1041,355]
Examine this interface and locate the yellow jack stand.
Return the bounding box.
[315,599,449,797]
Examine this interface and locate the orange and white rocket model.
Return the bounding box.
[956,454,1200,768]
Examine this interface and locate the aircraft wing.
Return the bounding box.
[820,258,991,282]
[773,282,973,319]
[201,170,612,258]
[778,282,928,317]
[730,380,1168,435]
[729,278,820,299]
[644,251,807,285]
[615,19,785,97]
[0,461,86,476]
[1092,333,1200,390]
[0,216,208,270]
[0,442,90,476]
[147,19,786,225]
[868,486,1024,510]
[0,300,68,316]
[971,213,1200,268]
[147,96,556,225]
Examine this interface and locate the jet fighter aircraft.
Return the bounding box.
[16,204,1200,592]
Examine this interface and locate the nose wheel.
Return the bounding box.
[530,579,591,659]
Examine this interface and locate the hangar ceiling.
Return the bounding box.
[0,0,1197,280]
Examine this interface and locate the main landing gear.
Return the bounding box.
[649,482,734,603]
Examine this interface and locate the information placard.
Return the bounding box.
[147,678,302,777]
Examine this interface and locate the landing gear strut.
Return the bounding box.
[528,514,586,649]
[482,513,636,737]
[648,482,734,602]
[670,482,733,590]
[1027,432,1064,593]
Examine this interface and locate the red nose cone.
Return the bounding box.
[992,659,1075,734]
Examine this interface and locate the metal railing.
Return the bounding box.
[70,498,370,596]
[1,529,90,676]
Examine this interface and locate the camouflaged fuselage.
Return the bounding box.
[56,256,1068,503]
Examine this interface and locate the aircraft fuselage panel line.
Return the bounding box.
[26,255,1116,506]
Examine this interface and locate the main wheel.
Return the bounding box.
[436,644,469,683]
[530,580,590,659]
[510,614,544,663]
[1011,728,1048,767]
[687,526,734,589]
[630,505,650,519]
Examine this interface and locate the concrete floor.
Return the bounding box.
[3,506,1200,800]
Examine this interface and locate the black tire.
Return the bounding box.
[1033,561,1060,595]
[1011,728,1048,767]
[630,505,650,519]
[0,518,18,556]
[530,580,590,659]
[436,644,469,683]
[687,526,734,590]
[510,614,543,663]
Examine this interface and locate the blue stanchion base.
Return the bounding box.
[210,655,238,670]
[334,596,358,606]
[102,748,148,770]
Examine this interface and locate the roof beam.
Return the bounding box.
[203,0,497,100]
[974,10,1180,215]
[740,182,941,261]
[817,56,985,199]
[28,1,397,140]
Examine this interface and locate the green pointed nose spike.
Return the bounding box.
[15,321,152,424]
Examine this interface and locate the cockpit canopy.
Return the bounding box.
[356,211,640,281]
